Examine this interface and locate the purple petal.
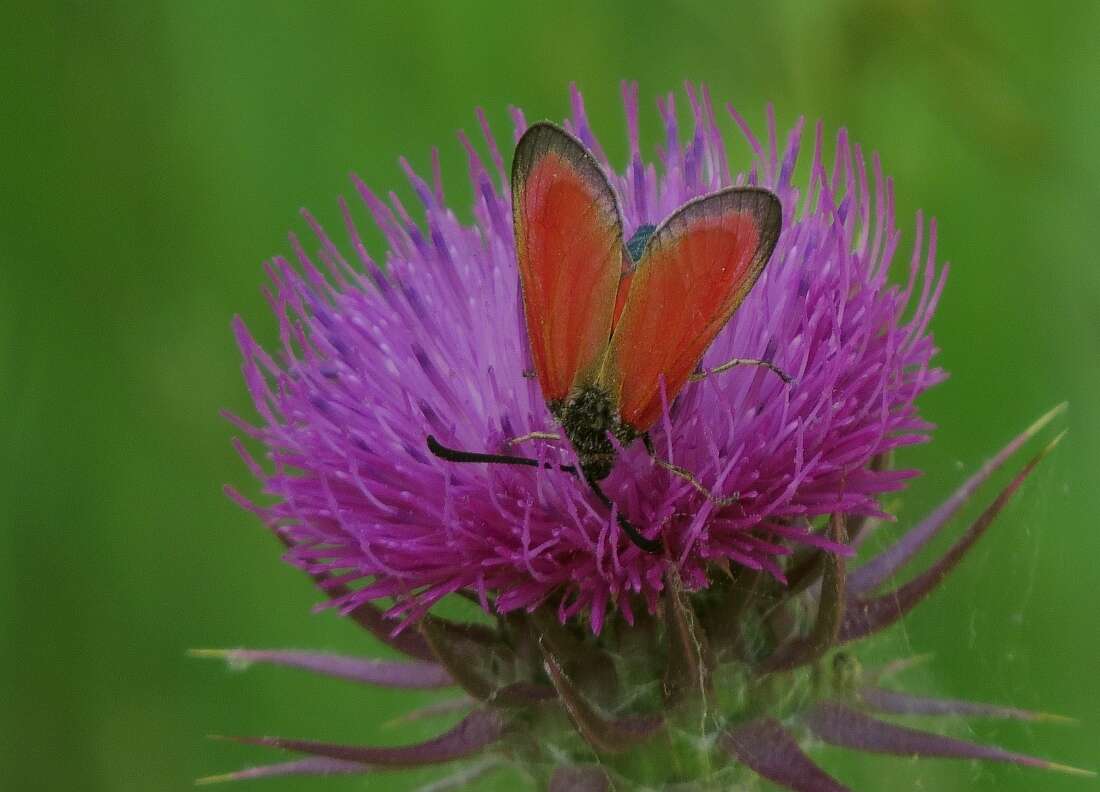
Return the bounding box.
[219,710,504,767]
[860,687,1074,723]
[805,701,1092,775]
[720,717,852,791]
[549,765,612,792]
[197,757,371,784]
[191,648,452,689]
[841,432,1063,642]
[850,404,1065,595]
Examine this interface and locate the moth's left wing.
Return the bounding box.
[512,122,625,404]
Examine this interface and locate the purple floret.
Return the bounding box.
[228,82,945,633]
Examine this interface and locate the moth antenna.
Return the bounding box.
[426,435,578,474]
[690,357,793,385]
[643,434,740,507]
[426,436,660,554]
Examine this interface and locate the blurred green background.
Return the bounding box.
[3,1,1098,789]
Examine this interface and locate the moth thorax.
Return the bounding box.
[560,386,618,481]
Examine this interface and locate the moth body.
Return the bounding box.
[553,385,639,482]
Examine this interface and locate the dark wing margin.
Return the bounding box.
[512,122,625,403]
[600,187,781,431]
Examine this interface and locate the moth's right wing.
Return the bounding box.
[600,188,782,433]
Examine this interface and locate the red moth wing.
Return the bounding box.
[611,271,634,331]
[599,187,782,433]
[512,123,624,404]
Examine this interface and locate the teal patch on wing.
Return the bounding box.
[626,224,656,262]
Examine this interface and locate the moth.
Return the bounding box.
[429,123,783,552]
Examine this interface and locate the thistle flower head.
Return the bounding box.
[208,84,1089,790]
[229,83,944,631]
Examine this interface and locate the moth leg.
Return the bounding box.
[507,431,562,446]
[643,434,739,507]
[690,357,792,385]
